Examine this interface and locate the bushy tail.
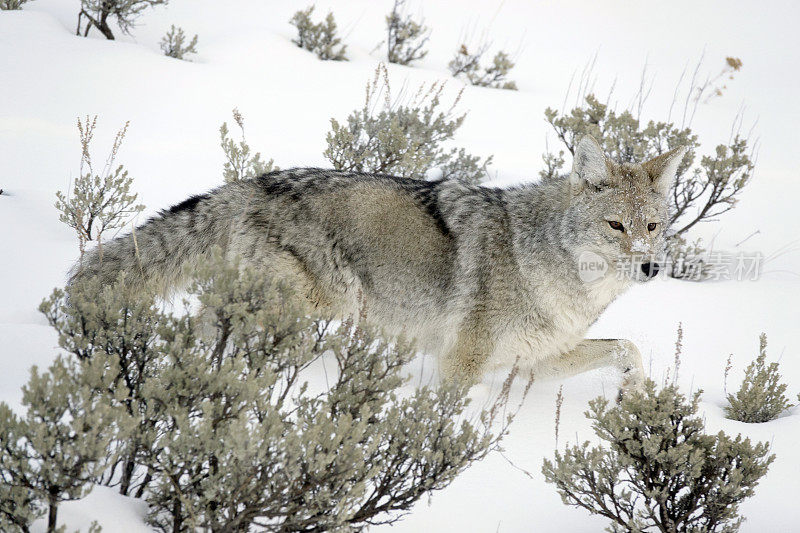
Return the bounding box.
[69,191,231,295]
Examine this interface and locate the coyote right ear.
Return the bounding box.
[569,135,611,194]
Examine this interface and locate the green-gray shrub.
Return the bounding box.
[726,333,794,423]
[37,252,521,531]
[40,274,166,498]
[0,405,40,533]
[665,234,712,281]
[324,64,492,183]
[220,108,277,182]
[160,25,198,60]
[290,5,347,61]
[438,146,493,184]
[543,379,774,532]
[386,0,430,65]
[449,44,518,90]
[55,116,144,256]
[78,0,168,40]
[541,93,755,279]
[0,0,31,10]
[143,255,517,531]
[0,355,125,533]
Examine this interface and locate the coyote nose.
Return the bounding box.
[641,262,660,279]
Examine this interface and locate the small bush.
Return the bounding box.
[385,0,430,65]
[0,407,40,533]
[324,64,492,183]
[438,146,493,184]
[290,6,347,61]
[55,116,144,257]
[160,25,198,60]
[0,0,31,10]
[35,252,523,531]
[0,355,125,532]
[539,145,566,183]
[39,273,166,498]
[220,108,277,182]
[726,333,794,423]
[78,0,168,40]
[543,379,774,532]
[665,234,712,281]
[449,44,518,90]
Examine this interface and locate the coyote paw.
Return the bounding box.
[614,339,645,393]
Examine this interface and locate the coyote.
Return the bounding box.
[71,135,686,388]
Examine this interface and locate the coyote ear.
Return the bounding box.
[570,135,610,193]
[642,146,688,196]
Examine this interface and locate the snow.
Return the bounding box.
[1,0,799,531]
[29,486,152,533]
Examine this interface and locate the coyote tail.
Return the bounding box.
[69,191,231,294]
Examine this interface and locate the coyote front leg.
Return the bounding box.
[442,317,495,383]
[533,339,645,390]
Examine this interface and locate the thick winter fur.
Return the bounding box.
[71,136,686,388]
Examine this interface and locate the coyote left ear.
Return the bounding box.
[642,146,688,196]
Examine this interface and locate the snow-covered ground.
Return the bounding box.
[1,1,799,531]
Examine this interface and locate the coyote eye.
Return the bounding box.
[647,222,658,232]
[608,221,624,232]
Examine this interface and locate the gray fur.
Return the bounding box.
[71,136,685,388]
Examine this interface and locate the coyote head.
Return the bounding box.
[566,135,686,283]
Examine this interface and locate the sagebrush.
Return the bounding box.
[55,116,144,257]
[385,0,430,65]
[220,108,277,182]
[448,44,518,90]
[160,25,198,60]
[543,379,774,532]
[13,253,523,532]
[77,0,168,40]
[324,64,492,183]
[726,333,794,423]
[290,6,347,61]
[39,274,165,499]
[665,233,712,280]
[0,355,125,532]
[0,0,30,10]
